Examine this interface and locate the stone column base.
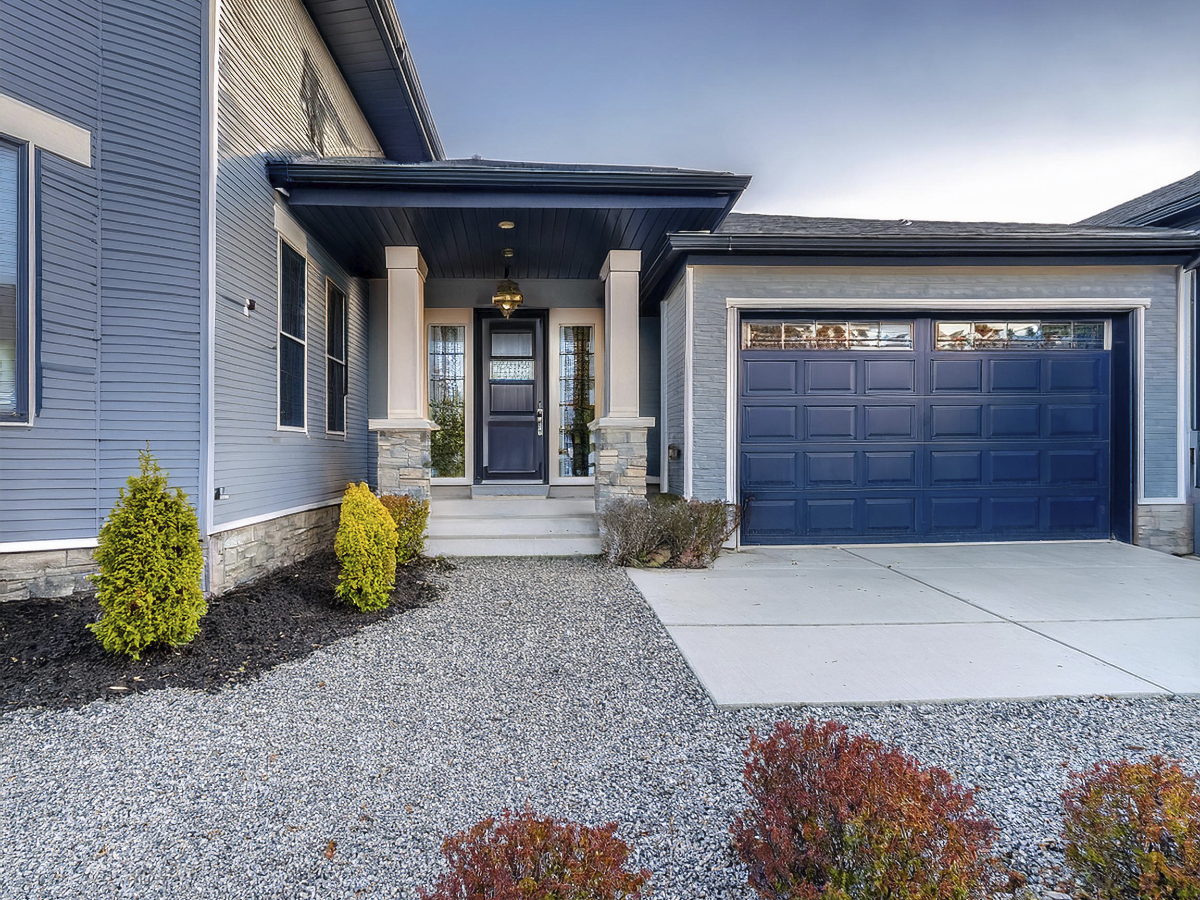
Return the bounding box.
[1135,503,1194,555]
[590,416,655,511]
[374,423,435,500]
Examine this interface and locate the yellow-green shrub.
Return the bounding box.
[334,482,398,611]
[88,449,207,659]
[379,494,430,565]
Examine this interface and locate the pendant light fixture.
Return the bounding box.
[492,246,523,318]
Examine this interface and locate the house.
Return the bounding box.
[1078,169,1200,555]
[1,0,1196,601]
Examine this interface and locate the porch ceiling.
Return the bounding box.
[266,158,750,283]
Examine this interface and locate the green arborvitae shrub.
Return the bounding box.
[379,493,430,565]
[1062,756,1200,900]
[88,449,207,659]
[335,482,399,611]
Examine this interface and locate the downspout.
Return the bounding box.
[199,0,220,588]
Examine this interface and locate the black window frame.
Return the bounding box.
[325,279,348,435]
[277,238,307,430]
[0,137,30,424]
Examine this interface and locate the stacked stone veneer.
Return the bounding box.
[375,428,432,499]
[592,424,650,510]
[207,503,341,595]
[0,548,98,601]
[1136,503,1194,556]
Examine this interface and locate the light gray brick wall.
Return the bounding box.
[688,264,1180,501]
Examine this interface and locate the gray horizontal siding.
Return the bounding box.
[213,0,379,527]
[639,316,660,479]
[688,264,1181,502]
[659,276,685,495]
[0,1,100,542]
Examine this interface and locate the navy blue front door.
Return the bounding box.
[739,316,1112,543]
[478,314,546,481]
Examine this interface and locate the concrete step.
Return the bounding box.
[471,483,549,498]
[425,535,603,557]
[428,515,599,538]
[431,498,596,519]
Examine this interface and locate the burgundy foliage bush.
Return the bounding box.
[731,719,1002,900]
[419,808,651,900]
[1062,756,1200,900]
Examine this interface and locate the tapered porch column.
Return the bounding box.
[591,250,655,509]
[369,246,436,499]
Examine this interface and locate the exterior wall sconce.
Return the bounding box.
[492,248,523,318]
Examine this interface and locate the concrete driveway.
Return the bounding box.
[627,541,1200,706]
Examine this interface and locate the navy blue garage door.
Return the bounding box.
[739,317,1112,543]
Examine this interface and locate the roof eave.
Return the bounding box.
[363,0,444,161]
[665,233,1200,255]
[266,160,752,196]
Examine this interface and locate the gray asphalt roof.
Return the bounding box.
[717,211,1191,239]
[1077,170,1200,226]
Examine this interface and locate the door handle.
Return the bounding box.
[536,404,544,436]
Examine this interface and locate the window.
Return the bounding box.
[428,324,466,477]
[559,325,595,477]
[278,240,306,429]
[935,320,1106,351]
[325,281,347,434]
[742,320,913,350]
[0,139,28,421]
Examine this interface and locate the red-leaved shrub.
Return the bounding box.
[1062,756,1200,900]
[731,719,1002,900]
[420,808,651,900]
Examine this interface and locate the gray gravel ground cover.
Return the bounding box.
[1,557,1196,900]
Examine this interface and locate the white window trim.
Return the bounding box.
[0,138,34,427]
[276,236,308,433]
[427,310,472,485]
[324,277,347,438]
[549,307,604,485]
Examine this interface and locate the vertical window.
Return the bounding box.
[559,325,595,477]
[278,240,306,429]
[325,282,347,434]
[428,324,466,477]
[0,140,27,421]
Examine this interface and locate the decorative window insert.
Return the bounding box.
[428,324,466,478]
[0,139,28,422]
[278,240,307,429]
[935,320,1106,350]
[325,282,347,434]
[742,320,914,350]
[559,325,595,477]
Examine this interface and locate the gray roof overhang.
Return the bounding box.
[267,160,751,282]
[641,230,1200,306]
[301,0,443,161]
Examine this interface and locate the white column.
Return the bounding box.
[369,246,434,430]
[596,249,651,425]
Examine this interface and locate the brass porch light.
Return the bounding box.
[492,247,523,318]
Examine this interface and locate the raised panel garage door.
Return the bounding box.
[739,317,1111,543]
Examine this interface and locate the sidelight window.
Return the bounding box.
[559,325,595,477]
[428,324,466,478]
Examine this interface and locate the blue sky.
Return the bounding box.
[396,0,1200,223]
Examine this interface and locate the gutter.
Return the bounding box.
[265,159,752,196]
[364,0,444,161]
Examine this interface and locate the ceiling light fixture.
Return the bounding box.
[498,220,515,230]
[492,250,523,318]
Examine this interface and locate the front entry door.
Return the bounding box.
[477,312,546,481]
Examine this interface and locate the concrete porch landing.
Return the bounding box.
[628,541,1200,707]
[424,496,601,557]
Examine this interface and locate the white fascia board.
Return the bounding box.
[0,93,92,166]
[726,297,1153,310]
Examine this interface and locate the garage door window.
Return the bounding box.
[743,321,913,350]
[935,320,1105,351]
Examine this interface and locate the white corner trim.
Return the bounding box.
[0,537,98,553]
[725,297,1153,311]
[725,305,740,548]
[659,310,668,495]
[684,266,695,499]
[209,498,341,537]
[1174,267,1189,501]
[0,93,91,166]
[274,200,308,254]
[1135,305,1149,504]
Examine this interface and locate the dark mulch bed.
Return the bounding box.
[0,552,439,712]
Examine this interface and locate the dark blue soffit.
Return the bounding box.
[301,0,443,162]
